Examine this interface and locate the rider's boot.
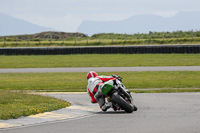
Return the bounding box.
[101,102,112,112]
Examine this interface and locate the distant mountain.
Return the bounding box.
[77,11,200,36]
[0,13,54,36]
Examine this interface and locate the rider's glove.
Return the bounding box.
[118,77,122,82]
[112,75,122,82]
[111,75,118,78]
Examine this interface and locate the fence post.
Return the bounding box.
[99,34,101,43]
[86,34,88,44]
[149,31,152,44]
[16,37,18,44]
[138,32,140,41]
[39,37,40,45]
[75,33,77,45]
[125,33,126,42]
[27,37,29,46]
[177,30,179,39]
[4,36,6,46]
[112,33,114,43]
[50,33,52,44]
[163,31,164,41]
[192,29,193,40]
[62,34,64,44]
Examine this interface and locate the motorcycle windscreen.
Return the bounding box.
[101,83,114,95]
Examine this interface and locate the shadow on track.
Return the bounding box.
[96,110,128,114]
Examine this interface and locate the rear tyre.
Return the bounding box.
[111,92,134,113]
[133,105,138,111]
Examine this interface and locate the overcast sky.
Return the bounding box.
[0,0,200,32]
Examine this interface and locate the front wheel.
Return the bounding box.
[111,92,134,113]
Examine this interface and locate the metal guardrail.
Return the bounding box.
[0,45,200,55]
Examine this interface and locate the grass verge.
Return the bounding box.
[131,88,200,93]
[0,90,70,120]
[0,71,200,92]
[0,54,200,68]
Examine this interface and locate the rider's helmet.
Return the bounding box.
[87,71,98,80]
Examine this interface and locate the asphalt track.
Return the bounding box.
[0,66,200,73]
[1,92,200,133]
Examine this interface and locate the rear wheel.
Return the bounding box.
[111,92,134,113]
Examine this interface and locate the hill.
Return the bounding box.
[2,31,87,40]
[0,13,54,36]
[77,11,200,36]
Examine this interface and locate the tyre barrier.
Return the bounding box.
[0,45,200,55]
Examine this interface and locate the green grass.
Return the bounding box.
[0,71,200,92]
[0,90,70,120]
[0,54,200,68]
[131,88,200,93]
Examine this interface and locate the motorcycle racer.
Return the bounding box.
[86,71,126,111]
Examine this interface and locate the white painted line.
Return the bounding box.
[0,105,99,130]
[28,112,84,120]
[0,123,22,129]
[67,106,99,111]
[0,114,98,131]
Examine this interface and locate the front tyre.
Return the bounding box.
[111,92,134,113]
